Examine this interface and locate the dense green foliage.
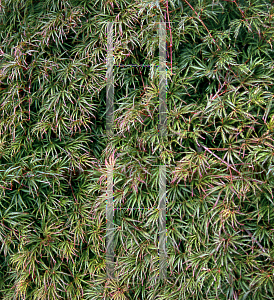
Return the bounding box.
[1,0,274,299]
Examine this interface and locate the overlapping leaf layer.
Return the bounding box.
[1,0,274,299]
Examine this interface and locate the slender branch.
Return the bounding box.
[243,228,266,253]
[165,0,173,74]
[198,143,241,175]
[183,0,221,51]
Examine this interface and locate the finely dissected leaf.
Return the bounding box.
[1,0,274,299]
